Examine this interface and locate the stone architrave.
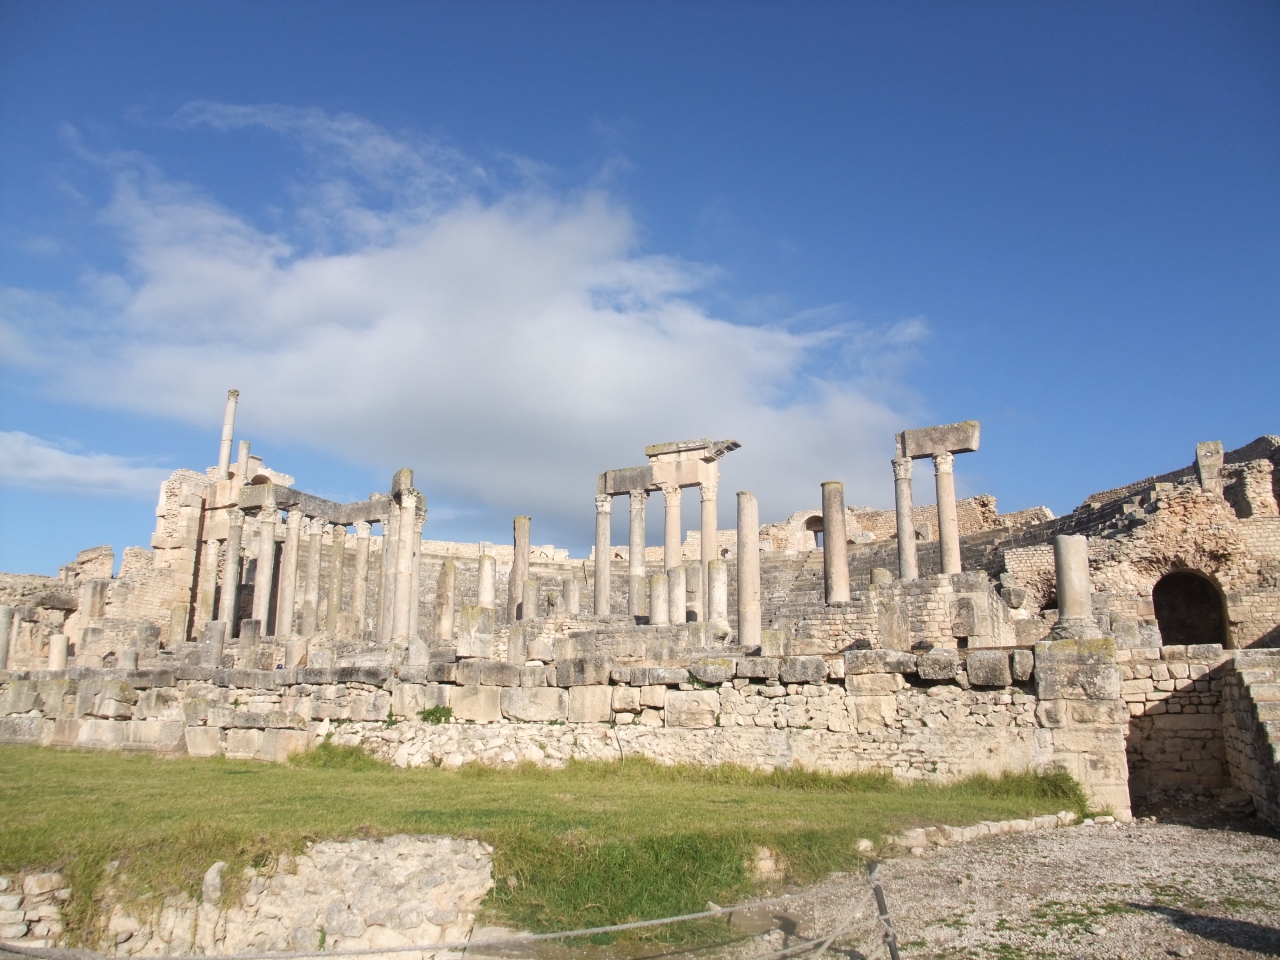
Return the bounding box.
[594,494,611,616]
[217,389,239,480]
[48,633,69,670]
[325,524,346,632]
[708,559,729,635]
[478,551,497,609]
[628,489,647,617]
[435,560,457,640]
[194,538,220,630]
[891,458,918,581]
[508,516,531,623]
[737,491,761,649]
[352,521,372,639]
[649,574,670,626]
[661,483,682,573]
[668,564,687,625]
[0,604,12,670]
[894,420,980,577]
[217,509,245,629]
[275,511,303,635]
[252,511,278,629]
[821,481,850,603]
[300,518,324,636]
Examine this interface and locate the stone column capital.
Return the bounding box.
[227,388,240,400]
[659,482,682,498]
[892,457,913,481]
[354,520,372,538]
[307,517,325,536]
[227,507,245,526]
[595,494,612,513]
[285,509,304,529]
[628,489,647,506]
[932,451,955,474]
[700,481,718,501]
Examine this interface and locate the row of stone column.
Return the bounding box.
[891,452,961,580]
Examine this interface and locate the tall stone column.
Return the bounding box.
[1053,535,1092,622]
[649,574,670,626]
[408,505,423,645]
[508,516,531,622]
[628,490,647,617]
[700,481,718,571]
[933,452,961,575]
[217,389,239,480]
[662,483,682,572]
[236,439,251,485]
[300,518,323,636]
[736,491,761,649]
[708,559,729,635]
[194,539,220,630]
[252,512,278,629]
[326,525,347,633]
[0,604,12,671]
[378,510,400,643]
[435,559,456,640]
[892,458,918,581]
[217,509,245,629]
[478,551,497,609]
[392,494,418,641]
[821,480,850,603]
[352,521,371,639]
[594,495,611,616]
[276,511,303,636]
[668,565,687,625]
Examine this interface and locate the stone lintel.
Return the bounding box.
[602,465,654,496]
[644,437,741,462]
[238,484,387,525]
[896,421,981,459]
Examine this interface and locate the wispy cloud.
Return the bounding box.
[1,104,928,542]
[0,431,170,497]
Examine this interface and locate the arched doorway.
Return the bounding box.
[804,515,823,550]
[1152,571,1228,648]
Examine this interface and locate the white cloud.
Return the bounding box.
[1,105,928,543]
[0,431,170,497]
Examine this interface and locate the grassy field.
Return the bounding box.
[0,744,1087,945]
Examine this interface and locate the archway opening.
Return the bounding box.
[804,515,823,550]
[1152,571,1228,648]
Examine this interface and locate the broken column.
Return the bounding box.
[708,559,729,635]
[821,480,850,603]
[435,559,456,640]
[275,510,303,635]
[661,483,682,573]
[236,439,251,485]
[891,458,918,581]
[195,538,220,629]
[217,508,245,629]
[217,388,239,479]
[1053,535,1094,627]
[352,521,371,638]
[252,509,278,629]
[508,515,531,622]
[478,549,496,609]
[737,491,761,649]
[48,633,69,670]
[628,489,647,617]
[649,574,670,626]
[378,508,399,643]
[594,494,611,616]
[566,576,580,615]
[668,564,686,624]
[0,604,11,670]
[300,517,323,636]
[326,524,346,633]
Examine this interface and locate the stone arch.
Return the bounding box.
[1152,570,1229,649]
[804,515,824,550]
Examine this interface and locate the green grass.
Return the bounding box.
[0,744,1086,946]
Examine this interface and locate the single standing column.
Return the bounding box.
[0,605,12,671]
[649,574,670,625]
[326,524,347,632]
[522,579,539,621]
[594,496,612,616]
[821,480,850,603]
[668,564,687,624]
[408,510,422,645]
[662,483,682,572]
[699,481,717,619]
[435,559,456,640]
[236,439,251,485]
[478,551,497,609]
[628,490,647,617]
[892,458,918,581]
[217,509,245,628]
[195,539,220,629]
[352,521,371,639]
[300,518,323,636]
[48,633,69,670]
[566,576,581,616]
[708,559,729,634]
[1053,535,1092,621]
[252,513,278,627]
[217,389,239,479]
[736,492,761,650]
[379,510,400,643]
[933,452,961,575]
[508,516,531,622]
[276,511,303,635]
[392,494,418,640]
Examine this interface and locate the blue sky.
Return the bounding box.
[1,1,1277,575]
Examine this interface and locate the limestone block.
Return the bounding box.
[480,662,522,687]
[917,649,959,680]
[640,685,667,708]
[568,686,612,723]
[845,674,904,696]
[843,650,917,675]
[426,661,457,683]
[526,638,554,662]
[1011,649,1035,683]
[780,656,827,684]
[224,727,264,760]
[850,695,897,724]
[966,650,1012,687]
[257,728,310,762]
[455,635,494,660]
[184,726,223,758]
[1034,639,1122,701]
[630,667,690,685]
[452,685,503,722]
[897,421,980,458]
[555,657,613,687]
[553,634,597,661]
[612,686,642,712]
[454,660,483,685]
[500,687,567,722]
[665,691,719,728]
[123,719,186,752]
[736,657,780,680]
[690,658,735,685]
[457,605,495,640]
[518,666,548,687]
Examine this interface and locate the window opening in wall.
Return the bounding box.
[1152,571,1228,647]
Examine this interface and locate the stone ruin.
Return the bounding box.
[2,392,1279,830]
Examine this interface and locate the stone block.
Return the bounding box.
[526,638,555,662]
[1011,649,1035,682]
[690,658,735,685]
[500,687,568,722]
[631,667,690,685]
[612,686,641,712]
[897,420,980,458]
[224,727,264,760]
[736,657,780,680]
[845,673,904,696]
[455,634,494,660]
[1187,643,1224,660]
[257,728,310,762]
[917,649,959,680]
[568,686,613,723]
[184,726,222,758]
[843,650,917,675]
[553,634,596,661]
[780,656,828,684]
[1034,639,1121,701]
[555,657,613,687]
[481,661,522,687]
[455,660,483,685]
[640,685,667,708]
[665,691,719,728]
[518,665,548,687]
[966,650,1012,687]
[452,686,502,722]
[456,605,495,642]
